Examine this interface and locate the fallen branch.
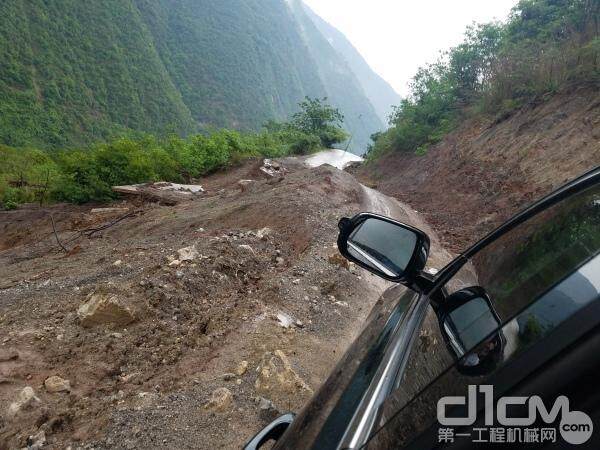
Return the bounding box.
[82,210,141,237]
[50,214,68,253]
[62,209,142,246]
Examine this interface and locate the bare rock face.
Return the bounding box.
[255,350,312,397]
[44,376,71,393]
[7,386,40,417]
[203,387,233,412]
[78,293,135,328]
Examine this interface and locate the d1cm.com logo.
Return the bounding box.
[437,385,593,445]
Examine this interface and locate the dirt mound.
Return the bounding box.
[1,159,431,449]
[355,84,600,252]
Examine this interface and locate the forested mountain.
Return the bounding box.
[0,0,385,153]
[303,4,401,124]
[0,1,197,148]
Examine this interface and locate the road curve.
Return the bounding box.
[304,149,364,170]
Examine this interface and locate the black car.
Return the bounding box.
[245,167,600,449]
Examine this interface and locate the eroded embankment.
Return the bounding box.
[356,85,600,253]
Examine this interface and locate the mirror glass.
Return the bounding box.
[347,218,418,278]
[443,296,502,356]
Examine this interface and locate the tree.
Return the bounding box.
[291,97,348,148]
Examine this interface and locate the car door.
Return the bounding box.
[362,174,600,449]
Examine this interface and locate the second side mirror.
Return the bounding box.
[440,286,506,376]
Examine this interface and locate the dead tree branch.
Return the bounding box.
[50,214,68,253]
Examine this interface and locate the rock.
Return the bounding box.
[257,396,275,411]
[292,279,300,285]
[78,292,135,328]
[256,396,280,422]
[257,227,272,240]
[321,281,337,295]
[90,207,129,215]
[44,375,71,393]
[119,372,139,383]
[113,183,202,205]
[204,387,233,412]
[106,390,125,403]
[276,312,294,329]
[113,260,123,267]
[26,430,46,450]
[260,159,285,178]
[7,386,40,417]
[275,257,285,267]
[222,373,237,381]
[238,244,255,255]
[168,259,181,267]
[328,253,349,269]
[0,348,18,362]
[235,360,248,376]
[238,179,256,192]
[177,245,199,262]
[255,350,312,397]
[135,391,159,408]
[153,182,204,194]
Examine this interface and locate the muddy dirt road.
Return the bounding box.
[0,153,448,449]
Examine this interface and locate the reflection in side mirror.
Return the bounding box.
[441,287,505,376]
[337,213,430,284]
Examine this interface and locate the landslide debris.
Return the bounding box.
[0,158,443,449]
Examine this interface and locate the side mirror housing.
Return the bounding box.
[337,213,430,287]
[439,286,505,376]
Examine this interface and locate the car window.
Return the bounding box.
[367,183,600,447]
[365,252,600,449]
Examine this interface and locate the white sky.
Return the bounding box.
[303,0,519,96]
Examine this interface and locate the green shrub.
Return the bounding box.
[2,187,20,210]
[371,0,599,156]
[0,97,346,207]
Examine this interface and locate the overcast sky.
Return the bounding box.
[302,0,519,96]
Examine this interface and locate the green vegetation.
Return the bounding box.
[369,0,599,157]
[266,97,349,150]
[0,0,381,153]
[0,98,346,207]
[0,0,196,148]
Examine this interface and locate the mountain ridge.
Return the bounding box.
[0,0,392,154]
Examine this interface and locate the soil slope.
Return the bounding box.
[356,85,600,252]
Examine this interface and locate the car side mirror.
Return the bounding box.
[337,213,430,285]
[440,286,505,376]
